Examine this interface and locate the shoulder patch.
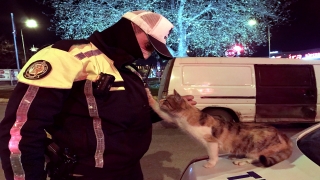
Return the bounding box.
[23,60,52,80]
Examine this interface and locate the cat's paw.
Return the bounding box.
[233,158,254,166]
[145,88,157,106]
[203,161,216,168]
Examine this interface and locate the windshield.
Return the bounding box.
[297,128,320,166]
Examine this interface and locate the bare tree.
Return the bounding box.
[43,0,291,57]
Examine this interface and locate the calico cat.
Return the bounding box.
[146,89,293,168]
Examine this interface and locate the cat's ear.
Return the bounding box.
[173,89,182,101]
[173,89,180,96]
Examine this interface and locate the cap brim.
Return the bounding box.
[147,35,173,60]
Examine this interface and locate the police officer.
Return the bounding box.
[0,10,196,180]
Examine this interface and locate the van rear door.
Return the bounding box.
[255,64,317,122]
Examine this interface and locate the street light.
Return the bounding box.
[11,13,20,71]
[21,19,38,63]
[267,26,271,58]
[248,19,271,57]
[30,45,39,52]
[248,19,257,26]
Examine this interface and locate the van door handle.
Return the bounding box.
[303,90,314,98]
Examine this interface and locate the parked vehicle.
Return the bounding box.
[158,57,320,123]
[179,122,320,180]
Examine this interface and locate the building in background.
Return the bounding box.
[270,48,320,60]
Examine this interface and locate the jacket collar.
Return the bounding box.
[88,31,136,70]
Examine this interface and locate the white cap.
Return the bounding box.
[122,10,174,59]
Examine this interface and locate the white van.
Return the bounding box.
[158,57,320,123]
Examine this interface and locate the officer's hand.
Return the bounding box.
[182,95,197,106]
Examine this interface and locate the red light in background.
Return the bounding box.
[233,45,242,52]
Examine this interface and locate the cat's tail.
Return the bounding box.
[259,135,293,167]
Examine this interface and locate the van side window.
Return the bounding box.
[256,65,313,87]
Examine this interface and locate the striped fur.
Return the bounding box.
[147,89,293,168]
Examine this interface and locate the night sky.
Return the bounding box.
[0,0,60,49]
[0,0,319,56]
[254,0,320,56]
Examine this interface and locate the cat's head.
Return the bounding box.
[159,89,190,114]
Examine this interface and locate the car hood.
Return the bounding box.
[180,123,320,180]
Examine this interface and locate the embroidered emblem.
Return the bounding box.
[23,60,52,80]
